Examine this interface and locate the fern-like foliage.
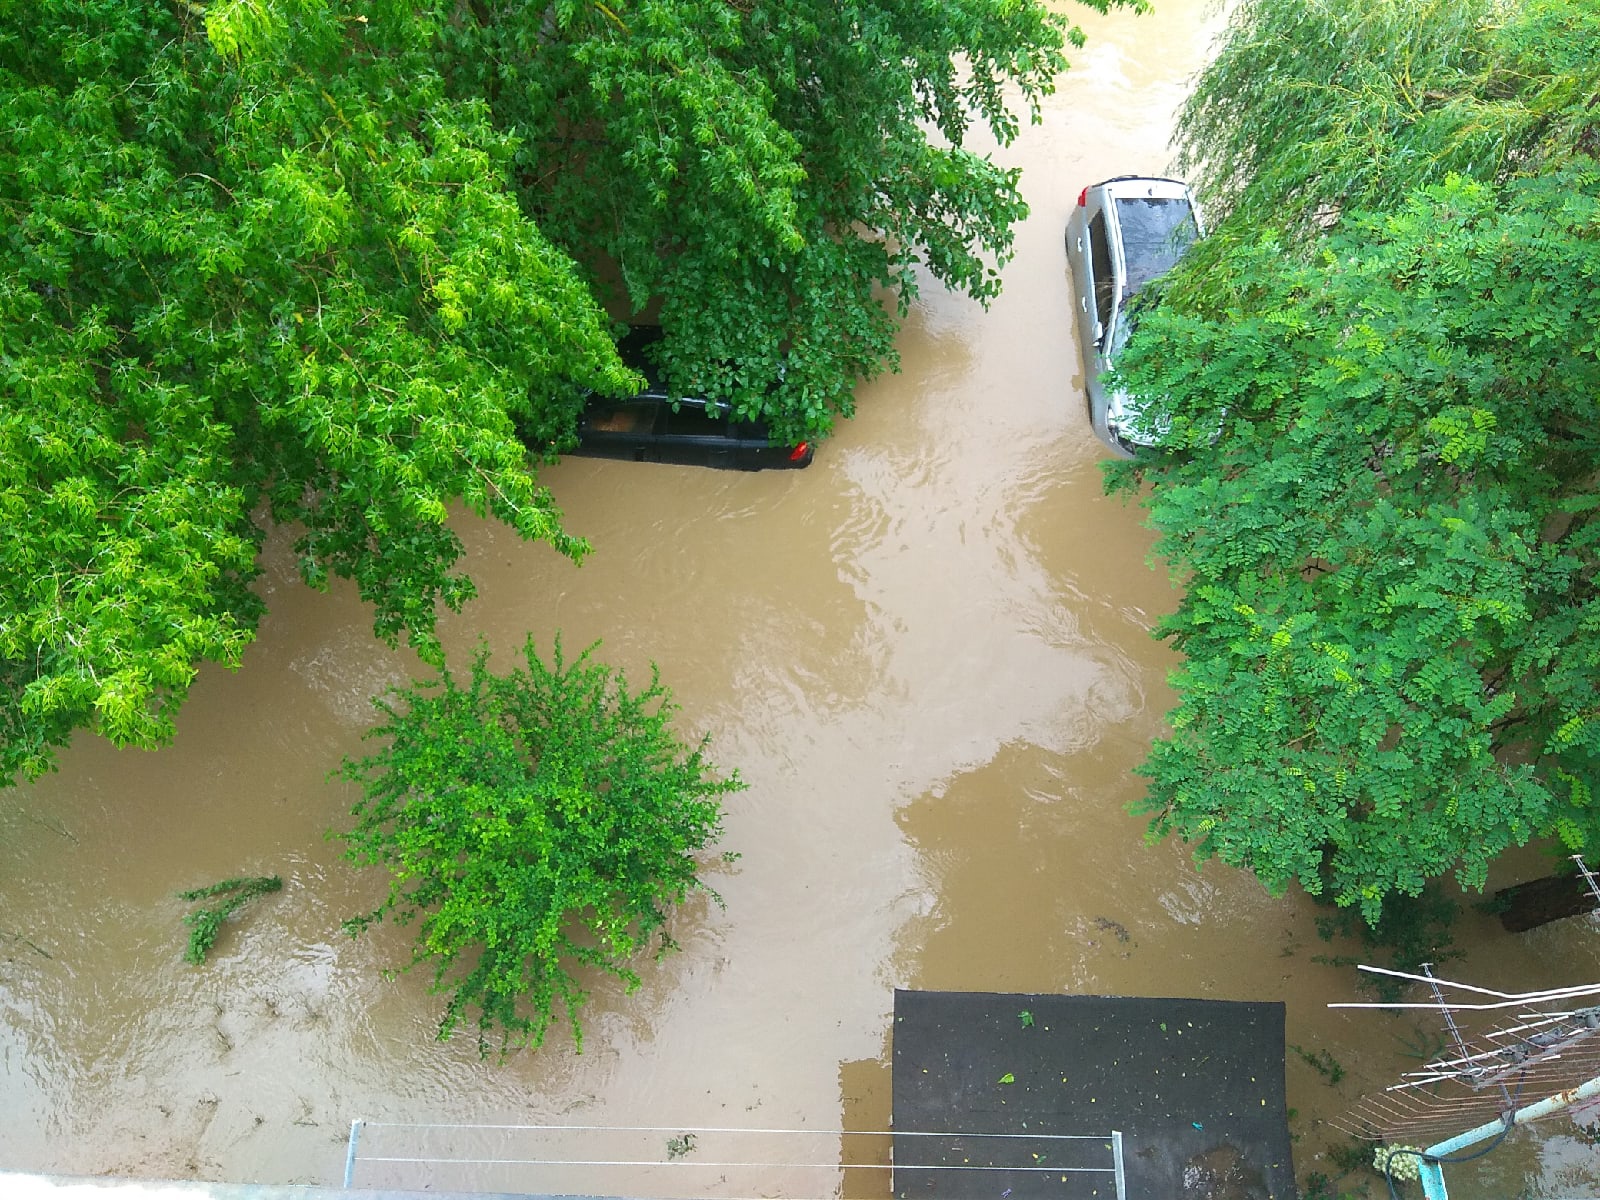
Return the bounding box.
[1106,0,1600,920]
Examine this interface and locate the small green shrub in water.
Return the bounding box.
[338,635,741,1057]
[1327,1137,1377,1177]
[1290,1044,1346,1086]
[1300,1171,1373,1200]
[178,876,283,964]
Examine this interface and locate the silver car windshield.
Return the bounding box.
[1115,197,1199,295]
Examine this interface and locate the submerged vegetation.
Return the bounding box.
[338,638,741,1055]
[178,875,284,964]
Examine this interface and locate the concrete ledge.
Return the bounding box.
[0,1172,615,1200]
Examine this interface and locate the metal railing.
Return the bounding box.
[343,1120,1126,1199]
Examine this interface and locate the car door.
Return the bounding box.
[1066,206,1098,364]
[1068,187,1136,453]
[1068,201,1119,365]
[728,417,776,469]
[1087,207,1121,367]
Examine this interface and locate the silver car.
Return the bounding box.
[1065,176,1203,456]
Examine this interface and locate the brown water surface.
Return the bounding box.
[4,2,1599,1196]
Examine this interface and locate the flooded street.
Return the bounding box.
[4,1,1599,1196]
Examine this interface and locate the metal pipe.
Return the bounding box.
[1418,1073,1600,1200]
[1111,1130,1126,1200]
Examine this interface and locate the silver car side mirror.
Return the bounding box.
[1093,319,1104,345]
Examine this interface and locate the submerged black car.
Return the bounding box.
[570,326,814,470]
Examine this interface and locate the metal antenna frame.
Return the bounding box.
[1328,861,1600,1200]
[1418,962,1512,1105]
[1574,854,1600,908]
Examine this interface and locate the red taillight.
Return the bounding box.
[789,442,810,462]
[1076,187,1088,207]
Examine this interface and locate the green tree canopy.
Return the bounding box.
[1109,0,1600,918]
[339,637,741,1054]
[1,0,1130,783]
[2,0,634,780]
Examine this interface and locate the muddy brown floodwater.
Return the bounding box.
[4,2,1600,1197]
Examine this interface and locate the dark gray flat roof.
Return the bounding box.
[890,990,1297,1200]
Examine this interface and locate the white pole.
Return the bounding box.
[343,1118,364,1188]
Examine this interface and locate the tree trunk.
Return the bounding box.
[1494,873,1600,933]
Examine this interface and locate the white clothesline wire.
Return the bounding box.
[354,1121,1115,1140]
[356,1155,1112,1173]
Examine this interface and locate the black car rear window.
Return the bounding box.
[1115,197,1199,294]
[586,401,656,435]
[665,401,732,439]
